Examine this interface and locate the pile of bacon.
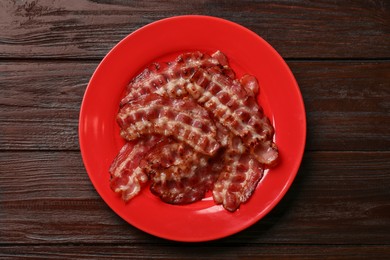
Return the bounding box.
[109,51,279,212]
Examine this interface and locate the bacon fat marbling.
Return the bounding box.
[109,51,279,211]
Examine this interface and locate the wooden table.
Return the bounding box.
[1,0,389,259]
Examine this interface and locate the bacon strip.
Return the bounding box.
[117,94,220,156]
[120,63,170,107]
[149,148,223,205]
[120,51,234,106]
[212,153,264,212]
[109,135,162,201]
[144,141,207,204]
[187,68,274,145]
[212,123,267,211]
[149,154,211,205]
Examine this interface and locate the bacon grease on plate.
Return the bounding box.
[109,50,279,212]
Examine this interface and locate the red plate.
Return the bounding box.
[79,15,306,242]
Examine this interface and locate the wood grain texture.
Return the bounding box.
[1,0,390,258]
[288,60,390,151]
[0,61,93,150]
[1,61,389,151]
[0,245,389,260]
[0,0,388,59]
[1,151,389,244]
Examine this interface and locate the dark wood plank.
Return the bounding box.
[1,61,389,151]
[0,61,94,150]
[0,0,388,59]
[0,244,389,260]
[288,61,390,151]
[1,151,389,244]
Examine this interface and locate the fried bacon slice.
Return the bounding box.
[212,152,264,212]
[212,123,264,211]
[117,94,220,156]
[187,68,274,146]
[109,135,163,201]
[120,51,234,106]
[149,152,211,204]
[148,145,224,205]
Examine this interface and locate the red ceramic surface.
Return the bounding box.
[79,15,306,242]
